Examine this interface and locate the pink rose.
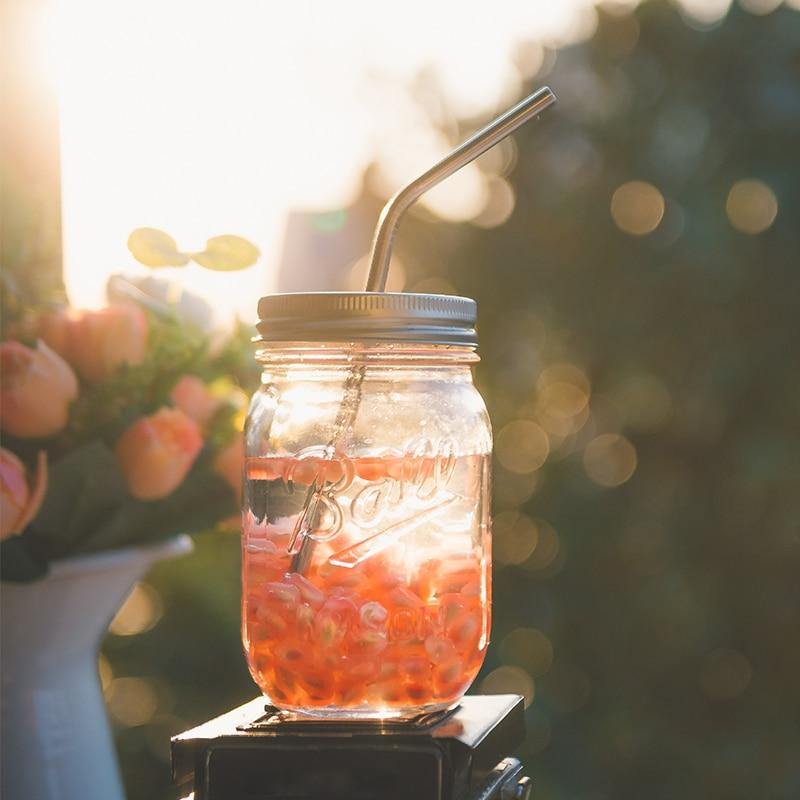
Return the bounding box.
[0,340,79,438]
[66,303,149,383]
[70,303,149,383]
[170,375,220,428]
[115,407,203,500]
[0,449,47,540]
[213,431,244,503]
[37,308,79,363]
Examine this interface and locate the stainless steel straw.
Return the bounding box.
[289,86,557,573]
[366,86,556,292]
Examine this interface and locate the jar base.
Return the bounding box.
[266,699,458,723]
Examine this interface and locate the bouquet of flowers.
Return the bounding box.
[0,231,259,581]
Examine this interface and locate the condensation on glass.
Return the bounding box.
[242,293,492,719]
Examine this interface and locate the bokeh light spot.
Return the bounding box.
[676,0,733,29]
[480,665,536,708]
[500,627,554,677]
[472,177,516,229]
[494,511,540,565]
[583,434,637,487]
[348,255,406,292]
[535,381,591,437]
[477,137,518,178]
[108,582,163,637]
[610,180,665,235]
[738,0,782,14]
[537,402,591,439]
[537,363,591,395]
[539,381,589,420]
[493,465,539,509]
[496,420,550,474]
[726,179,778,234]
[418,159,489,221]
[522,519,562,574]
[512,41,545,80]
[106,677,159,727]
[700,648,752,700]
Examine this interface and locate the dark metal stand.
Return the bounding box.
[172,694,530,800]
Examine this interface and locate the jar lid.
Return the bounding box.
[256,292,477,346]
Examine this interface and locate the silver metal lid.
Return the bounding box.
[256,292,477,346]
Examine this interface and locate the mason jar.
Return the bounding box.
[242,292,492,719]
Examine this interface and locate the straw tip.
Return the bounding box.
[540,85,557,103]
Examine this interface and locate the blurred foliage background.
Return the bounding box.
[429,4,800,798]
[4,0,800,798]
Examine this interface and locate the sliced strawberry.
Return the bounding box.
[252,608,288,640]
[437,559,482,594]
[425,635,457,664]
[447,610,481,655]
[314,597,357,648]
[348,629,388,658]
[388,585,425,608]
[287,573,325,608]
[262,581,301,611]
[405,682,431,702]
[359,601,389,632]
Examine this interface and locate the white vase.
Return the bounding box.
[0,535,193,800]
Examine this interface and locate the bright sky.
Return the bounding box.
[35,0,780,322]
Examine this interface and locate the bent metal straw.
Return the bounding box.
[288,86,557,574]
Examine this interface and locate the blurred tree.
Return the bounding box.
[96,2,800,799]
[394,3,800,799]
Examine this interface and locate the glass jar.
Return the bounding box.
[242,293,491,719]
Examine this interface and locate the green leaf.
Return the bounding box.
[24,442,238,560]
[191,235,260,271]
[77,464,237,553]
[26,440,129,558]
[127,227,190,268]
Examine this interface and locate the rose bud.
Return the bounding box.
[37,307,79,364]
[69,302,148,383]
[213,431,244,503]
[0,340,79,438]
[115,407,203,500]
[170,375,220,428]
[0,449,47,540]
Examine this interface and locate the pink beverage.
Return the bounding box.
[240,89,556,719]
[245,293,492,718]
[242,451,491,716]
